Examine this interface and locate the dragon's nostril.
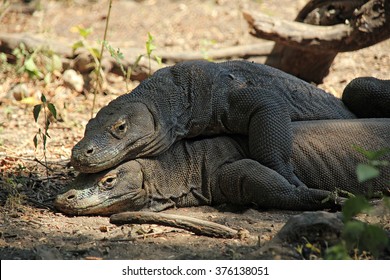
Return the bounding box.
[86,148,94,156]
[67,195,75,200]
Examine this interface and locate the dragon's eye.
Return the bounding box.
[118,124,126,131]
[113,120,127,133]
[99,174,117,190]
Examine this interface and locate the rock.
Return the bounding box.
[248,211,344,259]
[34,244,63,260]
[62,69,84,93]
[274,211,343,244]
[9,83,29,101]
[101,57,113,73]
[74,53,94,73]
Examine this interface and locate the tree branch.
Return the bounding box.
[243,11,352,52]
[157,42,275,62]
[243,0,390,53]
[244,0,390,83]
[110,211,241,238]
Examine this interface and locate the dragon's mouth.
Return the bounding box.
[54,192,143,216]
[54,191,112,215]
[54,192,102,214]
[70,155,124,173]
[71,132,155,173]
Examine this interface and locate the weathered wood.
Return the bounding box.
[110,211,240,238]
[243,11,352,53]
[0,32,275,79]
[245,0,390,52]
[158,42,275,62]
[244,0,390,83]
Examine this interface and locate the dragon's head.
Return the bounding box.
[71,101,156,173]
[55,160,146,215]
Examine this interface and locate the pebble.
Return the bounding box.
[9,83,29,101]
[74,53,94,73]
[62,69,84,93]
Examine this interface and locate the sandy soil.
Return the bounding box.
[0,0,389,260]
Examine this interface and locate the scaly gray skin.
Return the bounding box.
[71,60,358,187]
[342,77,390,118]
[56,119,390,215]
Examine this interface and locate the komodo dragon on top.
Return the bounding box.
[56,119,390,215]
[70,60,389,187]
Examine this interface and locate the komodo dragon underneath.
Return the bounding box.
[56,119,390,215]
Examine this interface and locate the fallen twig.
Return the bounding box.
[155,42,275,62]
[33,157,54,172]
[110,211,240,239]
[107,228,186,242]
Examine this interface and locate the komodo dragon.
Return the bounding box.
[70,60,389,186]
[56,119,390,215]
[70,61,361,186]
[342,77,390,118]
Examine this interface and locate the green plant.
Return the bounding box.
[72,0,113,118]
[325,147,390,259]
[325,196,389,259]
[325,242,352,259]
[71,8,162,114]
[71,25,104,118]
[33,94,57,179]
[0,52,11,72]
[12,43,43,79]
[200,39,217,61]
[42,49,62,84]
[104,41,146,92]
[145,32,162,76]
[10,43,62,83]
[353,145,390,183]
[295,237,322,259]
[71,26,101,69]
[100,32,162,93]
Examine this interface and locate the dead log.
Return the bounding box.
[0,32,162,81]
[243,12,352,52]
[110,211,241,238]
[0,32,275,81]
[244,0,390,83]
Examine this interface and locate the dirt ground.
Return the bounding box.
[0,0,389,260]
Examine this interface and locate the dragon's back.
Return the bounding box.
[291,119,390,194]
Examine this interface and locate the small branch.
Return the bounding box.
[33,157,54,172]
[156,42,275,62]
[107,228,186,242]
[110,211,240,239]
[91,0,112,118]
